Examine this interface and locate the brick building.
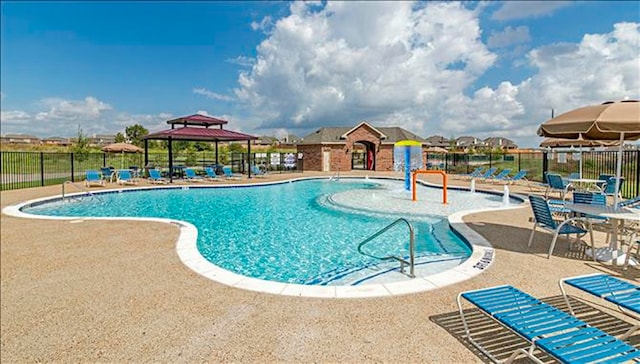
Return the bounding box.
[297,121,427,172]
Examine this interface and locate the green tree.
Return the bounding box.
[71,125,90,162]
[125,124,149,147]
[114,132,126,143]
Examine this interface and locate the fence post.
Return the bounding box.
[636,150,639,199]
[40,152,45,186]
[542,151,548,182]
[518,152,521,172]
[70,153,75,182]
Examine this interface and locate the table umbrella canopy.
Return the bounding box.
[101,143,143,153]
[425,146,449,153]
[537,100,640,140]
[537,100,640,207]
[539,138,619,148]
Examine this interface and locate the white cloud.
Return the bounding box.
[193,88,235,101]
[232,1,639,147]
[491,1,573,21]
[0,92,6,101]
[226,56,255,67]
[0,110,31,124]
[34,96,112,121]
[235,1,496,133]
[251,16,273,32]
[487,26,531,48]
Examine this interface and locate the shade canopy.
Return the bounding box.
[425,146,449,153]
[539,138,619,148]
[101,142,143,153]
[537,100,640,141]
[144,127,258,142]
[165,114,229,127]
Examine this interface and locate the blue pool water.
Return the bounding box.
[20,178,508,285]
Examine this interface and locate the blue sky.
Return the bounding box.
[1,1,639,147]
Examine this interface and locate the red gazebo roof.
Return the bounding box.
[166,114,229,126]
[144,126,257,141]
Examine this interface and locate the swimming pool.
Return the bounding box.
[8,177,524,297]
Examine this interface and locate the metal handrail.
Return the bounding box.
[357,218,415,277]
[330,166,340,181]
[62,181,102,202]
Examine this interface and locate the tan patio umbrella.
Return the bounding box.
[537,100,640,205]
[425,146,449,153]
[539,138,619,178]
[101,143,143,169]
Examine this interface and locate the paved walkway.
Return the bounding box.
[1,171,637,362]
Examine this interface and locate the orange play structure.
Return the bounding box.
[412,170,447,204]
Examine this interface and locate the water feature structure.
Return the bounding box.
[393,140,423,191]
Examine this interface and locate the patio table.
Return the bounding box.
[568,178,604,192]
[565,203,640,265]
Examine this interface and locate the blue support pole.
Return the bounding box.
[405,147,411,191]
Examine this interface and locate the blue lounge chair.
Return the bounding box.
[476,167,497,181]
[620,196,640,208]
[184,168,204,182]
[100,167,114,182]
[222,166,242,180]
[487,168,511,183]
[116,169,138,185]
[503,169,527,185]
[147,169,168,184]
[457,285,640,363]
[250,165,267,178]
[528,195,593,259]
[460,166,484,180]
[85,170,105,187]
[203,167,221,182]
[559,273,639,339]
[602,176,625,199]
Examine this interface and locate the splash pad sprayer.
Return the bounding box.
[393,140,424,191]
[412,170,448,204]
[470,179,476,193]
[503,185,510,206]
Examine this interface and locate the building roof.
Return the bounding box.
[144,126,257,141]
[166,114,229,126]
[299,124,427,145]
[2,134,40,139]
[424,135,450,146]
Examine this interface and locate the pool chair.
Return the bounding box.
[559,273,639,339]
[503,169,528,185]
[147,169,168,184]
[545,173,572,200]
[602,176,625,200]
[620,195,640,208]
[460,166,484,180]
[457,285,640,363]
[528,195,594,260]
[100,167,114,183]
[222,166,242,180]
[203,167,221,182]
[476,167,498,181]
[184,168,204,182]
[84,170,106,187]
[250,165,267,178]
[116,169,138,185]
[487,168,511,183]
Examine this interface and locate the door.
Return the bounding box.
[322,151,331,172]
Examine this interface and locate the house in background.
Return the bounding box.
[0,134,41,144]
[484,137,518,150]
[297,121,427,172]
[424,135,451,148]
[42,136,72,146]
[88,134,115,147]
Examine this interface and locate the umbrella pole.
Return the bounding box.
[579,147,582,179]
[614,133,624,206]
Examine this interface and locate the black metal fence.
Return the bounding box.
[2,150,638,198]
[0,151,304,191]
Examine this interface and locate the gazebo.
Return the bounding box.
[143,114,258,181]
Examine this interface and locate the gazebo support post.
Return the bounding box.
[144,139,148,170]
[168,137,173,183]
[247,140,252,178]
[215,141,219,165]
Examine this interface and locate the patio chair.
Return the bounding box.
[620,195,640,208]
[250,165,267,178]
[203,167,221,182]
[596,174,614,190]
[147,169,168,184]
[84,170,105,187]
[572,192,613,245]
[457,285,640,363]
[602,176,625,200]
[184,168,204,182]
[100,167,114,183]
[528,195,593,259]
[116,169,138,185]
[222,166,243,180]
[559,273,639,339]
[544,173,572,200]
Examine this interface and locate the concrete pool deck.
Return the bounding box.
[1,171,638,362]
